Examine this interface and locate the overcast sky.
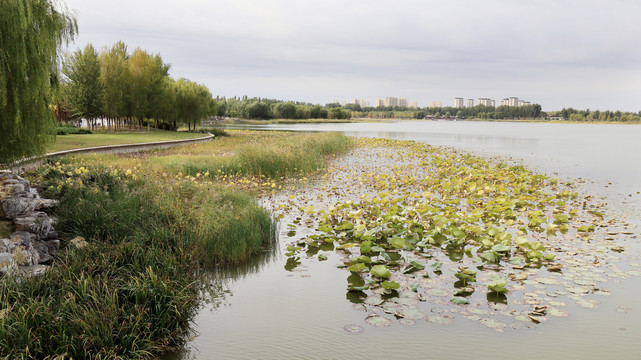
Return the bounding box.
[62,0,641,111]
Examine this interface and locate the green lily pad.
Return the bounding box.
[450,297,470,305]
[382,281,400,290]
[348,263,367,272]
[371,265,391,279]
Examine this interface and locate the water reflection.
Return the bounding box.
[200,240,280,305]
[487,292,508,305]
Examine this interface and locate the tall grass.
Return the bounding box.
[155,131,352,178]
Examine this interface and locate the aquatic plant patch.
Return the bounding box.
[264,138,640,331]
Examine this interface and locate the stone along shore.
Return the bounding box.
[0,171,61,276]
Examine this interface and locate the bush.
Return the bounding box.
[57,125,92,135]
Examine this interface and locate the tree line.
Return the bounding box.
[59,42,216,131]
[216,97,351,120]
[555,108,641,122]
[347,104,543,120]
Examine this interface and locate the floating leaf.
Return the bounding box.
[371,265,391,279]
[382,281,400,290]
[365,315,392,327]
[348,263,367,272]
[389,237,407,249]
[491,244,511,254]
[450,297,470,305]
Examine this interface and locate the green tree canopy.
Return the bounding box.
[62,44,102,128]
[0,0,77,164]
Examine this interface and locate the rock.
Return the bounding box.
[34,239,60,262]
[0,181,25,196]
[0,252,16,273]
[34,198,59,210]
[0,238,9,252]
[10,232,35,247]
[12,247,39,266]
[0,172,61,276]
[14,212,56,240]
[1,197,36,220]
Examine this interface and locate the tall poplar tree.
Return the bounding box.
[62,44,102,129]
[99,41,131,129]
[0,0,77,164]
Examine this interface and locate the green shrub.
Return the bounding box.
[57,125,92,135]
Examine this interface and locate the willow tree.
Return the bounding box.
[0,0,77,164]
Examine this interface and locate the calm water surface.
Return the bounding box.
[172,121,641,360]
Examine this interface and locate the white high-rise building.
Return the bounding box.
[399,98,409,107]
[454,98,464,108]
[349,98,370,108]
[467,99,474,108]
[478,98,492,106]
[409,101,418,108]
[429,101,442,108]
[385,97,399,107]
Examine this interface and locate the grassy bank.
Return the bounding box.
[0,131,351,358]
[49,130,207,152]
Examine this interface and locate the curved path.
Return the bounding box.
[6,133,214,173]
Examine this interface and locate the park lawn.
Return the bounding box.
[48,130,207,152]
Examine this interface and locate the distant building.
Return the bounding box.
[491,100,496,107]
[385,97,399,107]
[376,99,385,107]
[429,101,442,108]
[467,99,474,108]
[478,98,492,106]
[508,97,519,107]
[409,101,418,108]
[454,97,464,108]
[399,98,409,107]
[348,98,370,108]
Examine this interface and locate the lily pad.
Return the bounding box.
[382,281,401,290]
[365,315,392,327]
[371,265,392,279]
[343,324,365,333]
[450,297,470,305]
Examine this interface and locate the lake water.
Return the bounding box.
[171,121,641,360]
